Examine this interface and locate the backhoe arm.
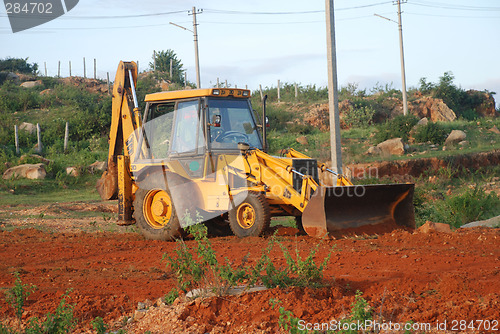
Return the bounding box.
[96,61,142,200]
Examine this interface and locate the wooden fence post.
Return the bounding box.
[69,61,72,76]
[295,83,298,99]
[58,61,61,77]
[83,57,86,78]
[94,58,96,79]
[44,62,47,76]
[259,84,263,101]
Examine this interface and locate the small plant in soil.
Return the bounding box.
[91,316,108,334]
[5,272,37,324]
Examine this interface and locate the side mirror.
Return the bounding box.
[265,116,270,128]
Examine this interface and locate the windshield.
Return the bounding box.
[207,98,262,150]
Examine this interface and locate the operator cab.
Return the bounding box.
[139,88,262,161]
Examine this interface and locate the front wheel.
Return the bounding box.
[228,192,270,238]
[133,180,182,241]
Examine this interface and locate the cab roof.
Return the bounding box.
[144,88,251,102]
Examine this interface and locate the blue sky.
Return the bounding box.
[1,0,500,105]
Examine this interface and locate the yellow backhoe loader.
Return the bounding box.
[97,61,414,240]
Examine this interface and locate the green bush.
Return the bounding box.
[0,57,38,75]
[440,186,500,228]
[343,104,376,128]
[413,122,448,145]
[375,114,419,143]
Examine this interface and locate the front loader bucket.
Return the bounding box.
[302,184,415,238]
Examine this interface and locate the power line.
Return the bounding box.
[409,1,500,11]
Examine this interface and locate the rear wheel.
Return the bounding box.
[228,192,270,238]
[133,179,182,241]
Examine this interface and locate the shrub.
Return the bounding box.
[413,122,448,145]
[440,186,500,228]
[343,104,376,128]
[375,114,419,143]
[5,272,37,321]
[0,57,38,75]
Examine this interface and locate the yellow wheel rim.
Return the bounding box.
[236,203,256,229]
[143,190,172,229]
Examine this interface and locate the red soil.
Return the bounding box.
[0,226,499,333]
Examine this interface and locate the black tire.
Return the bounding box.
[228,192,270,238]
[133,177,182,241]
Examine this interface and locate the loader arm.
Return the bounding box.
[96,61,143,201]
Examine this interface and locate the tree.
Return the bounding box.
[149,50,185,85]
[0,57,38,75]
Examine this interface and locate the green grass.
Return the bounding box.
[0,175,101,206]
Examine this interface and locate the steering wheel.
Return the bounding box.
[215,131,249,143]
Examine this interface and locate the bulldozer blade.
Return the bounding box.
[302,184,415,238]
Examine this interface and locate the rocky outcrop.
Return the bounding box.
[467,90,498,117]
[410,97,457,122]
[2,163,46,180]
[303,104,330,131]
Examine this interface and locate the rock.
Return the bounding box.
[3,163,46,180]
[467,90,498,117]
[40,88,53,95]
[296,136,308,145]
[366,146,382,155]
[410,97,457,122]
[66,167,80,177]
[444,130,467,146]
[376,138,406,156]
[489,126,500,135]
[416,117,428,127]
[19,154,52,165]
[134,310,147,321]
[20,80,42,88]
[0,72,19,83]
[418,221,452,234]
[19,122,36,134]
[461,215,500,228]
[88,161,106,173]
[458,140,468,146]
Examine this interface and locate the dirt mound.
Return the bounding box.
[60,76,109,94]
[0,225,499,333]
[349,149,500,179]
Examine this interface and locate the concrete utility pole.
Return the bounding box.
[397,0,408,116]
[325,0,343,174]
[375,1,408,116]
[170,7,202,89]
[190,7,202,89]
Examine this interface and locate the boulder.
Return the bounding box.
[444,130,466,146]
[418,221,452,234]
[2,163,46,180]
[467,90,498,117]
[0,72,19,83]
[461,215,500,228]
[410,97,457,122]
[88,161,107,173]
[20,80,42,88]
[19,122,36,134]
[366,146,382,155]
[416,117,428,127]
[296,136,308,145]
[40,88,53,95]
[66,167,80,177]
[376,138,406,156]
[488,126,500,135]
